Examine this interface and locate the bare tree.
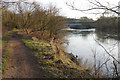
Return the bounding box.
[66,0,120,15]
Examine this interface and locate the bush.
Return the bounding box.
[3,2,66,40]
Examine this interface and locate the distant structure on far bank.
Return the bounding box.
[66,18,96,29]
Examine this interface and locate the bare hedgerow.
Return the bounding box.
[3,1,66,40]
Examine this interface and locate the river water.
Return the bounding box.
[64,28,119,76]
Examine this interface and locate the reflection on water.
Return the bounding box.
[95,31,119,43]
[64,28,118,76]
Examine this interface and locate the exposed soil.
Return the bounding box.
[2,33,42,78]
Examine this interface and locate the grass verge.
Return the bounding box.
[22,37,92,78]
[1,31,13,72]
[2,42,10,71]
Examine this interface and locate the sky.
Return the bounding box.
[28,0,119,20]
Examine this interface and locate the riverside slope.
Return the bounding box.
[2,32,92,78]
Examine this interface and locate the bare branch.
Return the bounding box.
[109,42,118,53]
[97,58,110,74]
[66,0,120,14]
[113,61,119,77]
[93,37,119,63]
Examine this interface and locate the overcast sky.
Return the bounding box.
[28,0,119,20]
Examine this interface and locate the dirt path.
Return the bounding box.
[2,33,42,78]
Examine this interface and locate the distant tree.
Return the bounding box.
[97,16,118,32]
[79,16,94,22]
[14,2,38,34]
[2,9,17,30]
[66,0,119,33]
[2,0,26,33]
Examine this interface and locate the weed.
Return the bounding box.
[22,38,92,78]
[2,31,13,41]
[2,41,10,71]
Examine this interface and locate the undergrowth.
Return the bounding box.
[2,41,10,72]
[2,31,12,42]
[1,31,12,72]
[22,38,92,78]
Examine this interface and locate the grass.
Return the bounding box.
[22,37,92,78]
[1,31,13,72]
[22,39,52,51]
[0,39,2,48]
[2,31,13,44]
[2,41,10,71]
[3,31,12,40]
[0,39,2,74]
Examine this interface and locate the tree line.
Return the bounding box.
[96,16,118,34]
[2,1,66,40]
[67,16,118,31]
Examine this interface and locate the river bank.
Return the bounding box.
[2,31,92,78]
[20,31,92,78]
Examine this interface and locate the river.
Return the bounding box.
[63,28,119,76]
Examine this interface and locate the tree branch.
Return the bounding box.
[93,37,119,63]
[66,0,120,14]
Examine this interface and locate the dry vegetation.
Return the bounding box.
[2,1,66,41]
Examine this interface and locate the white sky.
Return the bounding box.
[28,0,119,20]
